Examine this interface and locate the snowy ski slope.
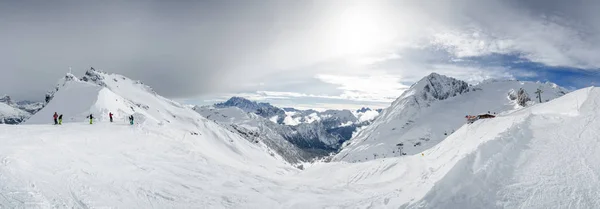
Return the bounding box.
[3,69,600,208]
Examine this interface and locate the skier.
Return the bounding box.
[129,115,134,125]
[86,114,94,124]
[53,112,58,125]
[109,112,113,122]
[58,114,63,125]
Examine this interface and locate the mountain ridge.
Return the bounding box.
[334,72,569,162]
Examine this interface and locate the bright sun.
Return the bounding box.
[330,3,394,56]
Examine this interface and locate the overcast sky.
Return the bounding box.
[2,0,600,110]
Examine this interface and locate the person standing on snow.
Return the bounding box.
[53,112,58,125]
[109,112,113,122]
[58,114,63,125]
[129,115,134,125]
[87,114,94,124]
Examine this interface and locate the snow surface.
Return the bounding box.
[5,70,599,208]
[334,75,568,162]
[3,86,600,208]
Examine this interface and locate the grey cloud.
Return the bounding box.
[2,0,600,102]
[0,0,318,100]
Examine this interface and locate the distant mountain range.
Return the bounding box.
[196,97,382,163]
[0,95,44,124]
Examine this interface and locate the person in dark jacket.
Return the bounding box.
[87,114,94,124]
[109,112,113,122]
[53,112,58,125]
[129,115,134,125]
[58,114,63,125]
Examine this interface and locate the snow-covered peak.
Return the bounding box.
[215,97,286,121]
[334,73,569,162]
[28,69,229,133]
[0,102,29,124]
[81,68,158,95]
[44,73,80,104]
[400,72,470,104]
[0,95,13,105]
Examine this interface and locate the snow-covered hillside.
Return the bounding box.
[14,100,44,114]
[202,97,381,163]
[0,95,35,124]
[215,97,286,123]
[214,97,381,128]
[3,83,600,208]
[24,69,288,162]
[0,95,45,115]
[0,102,30,124]
[0,121,295,208]
[334,73,568,162]
[195,106,320,163]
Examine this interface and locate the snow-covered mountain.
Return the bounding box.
[0,95,45,115]
[195,105,345,161]
[215,97,287,123]
[195,106,325,164]
[0,102,29,124]
[0,95,41,124]
[3,81,599,208]
[14,100,44,114]
[334,73,568,162]
[201,97,381,162]
[23,68,289,164]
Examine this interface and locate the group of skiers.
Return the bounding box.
[53,112,134,125]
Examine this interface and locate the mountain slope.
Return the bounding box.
[403,86,600,208]
[0,95,41,124]
[0,121,295,208]
[3,70,600,208]
[0,102,30,124]
[24,69,288,163]
[195,106,319,163]
[215,97,286,123]
[14,100,44,114]
[202,98,382,163]
[334,73,568,162]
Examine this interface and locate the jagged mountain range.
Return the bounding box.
[196,97,382,163]
[1,70,571,167]
[0,95,44,124]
